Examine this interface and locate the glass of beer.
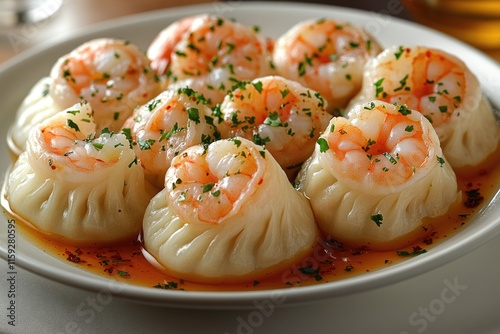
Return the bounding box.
[402,0,500,61]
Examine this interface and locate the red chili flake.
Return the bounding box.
[65,250,85,263]
[423,238,433,245]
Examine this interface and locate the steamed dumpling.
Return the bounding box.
[296,101,460,250]
[143,137,317,282]
[147,14,275,106]
[8,77,60,156]
[348,45,500,168]
[5,102,154,244]
[8,38,161,154]
[216,75,332,180]
[121,87,221,188]
[272,18,382,115]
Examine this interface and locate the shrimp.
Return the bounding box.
[29,102,136,182]
[272,18,382,115]
[349,45,500,167]
[121,87,221,188]
[50,38,162,133]
[296,100,459,249]
[146,14,275,106]
[5,102,154,243]
[317,100,442,195]
[146,14,202,77]
[164,137,266,224]
[350,45,468,128]
[216,75,331,179]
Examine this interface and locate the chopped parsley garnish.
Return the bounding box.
[298,265,323,281]
[147,99,162,111]
[396,104,412,115]
[67,119,80,132]
[394,45,405,59]
[229,138,242,148]
[252,81,263,93]
[464,188,484,208]
[202,183,215,193]
[383,152,398,164]
[187,107,201,123]
[263,112,283,127]
[371,213,383,227]
[374,78,385,98]
[118,270,130,278]
[153,282,179,290]
[317,137,329,153]
[364,102,376,110]
[92,143,104,151]
[396,246,427,257]
[138,138,155,150]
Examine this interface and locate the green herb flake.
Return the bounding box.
[374,78,385,98]
[118,270,130,278]
[396,246,427,257]
[66,119,80,132]
[92,143,104,151]
[202,183,215,193]
[371,213,383,227]
[153,282,178,290]
[147,99,162,111]
[187,107,201,124]
[252,81,263,94]
[364,102,376,110]
[230,138,242,148]
[394,45,405,59]
[396,104,412,115]
[298,265,323,281]
[383,152,398,164]
[263,111,283,127]
[317,137,329,153]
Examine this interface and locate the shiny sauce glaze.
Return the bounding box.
[5,150,500,292]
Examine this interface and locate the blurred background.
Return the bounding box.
[0,0,499,63]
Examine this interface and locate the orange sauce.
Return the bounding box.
[5,150,500,292]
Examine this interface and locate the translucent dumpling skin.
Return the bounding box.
[296,101,460,250]
[143,137,318,283]
[8,38,161,155]
[4,102,154,244]
[348,45,500,168]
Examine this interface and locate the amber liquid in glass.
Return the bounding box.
[402,0,500,60]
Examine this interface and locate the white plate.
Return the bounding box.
[0,1,499,309]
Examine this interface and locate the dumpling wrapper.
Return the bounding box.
[5,102,154,244]
[143,137,318,283]
[296,101,460,250]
